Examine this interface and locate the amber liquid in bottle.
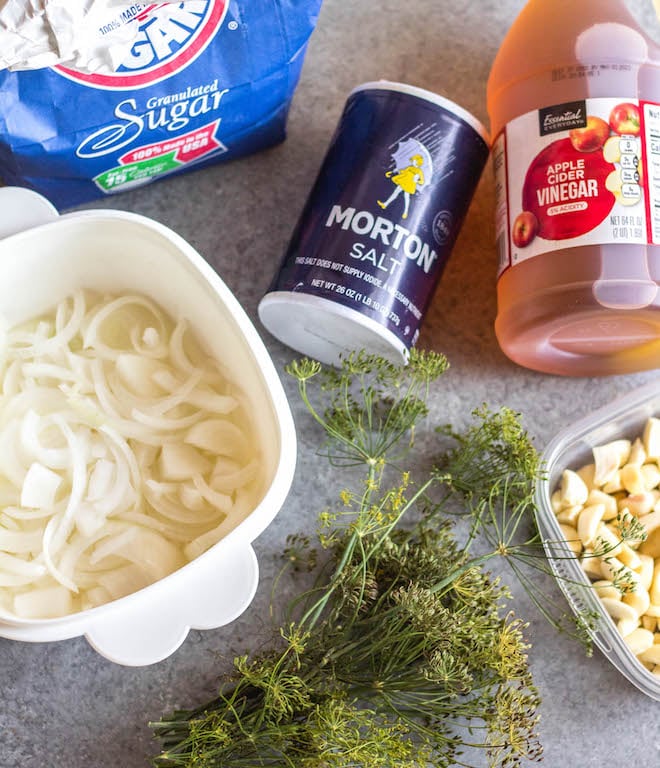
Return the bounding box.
[487,0,660,376]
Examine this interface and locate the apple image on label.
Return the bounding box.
[568,116,610,152]
[512,211,538,248]
[609,102,641,136]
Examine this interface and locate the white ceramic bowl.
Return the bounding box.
[0,188,296,666]
[535,381,660,700]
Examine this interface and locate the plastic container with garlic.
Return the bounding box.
[535,381,660,700]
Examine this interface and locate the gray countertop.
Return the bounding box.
[3,0,660,766]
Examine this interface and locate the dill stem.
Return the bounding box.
[296,377,374,464]
[296,379,356,458]
[429,551,498,597]
[297,463,379,629]
[298,471,436,630]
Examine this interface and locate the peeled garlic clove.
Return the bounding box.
[592,580,621,601]
[556,504,583,526]
[643,417,660,460]
[641,463,660,491]
[601,596,639,624]
[560,469,589,507]
[593,440,631,487]
[621,463,646,495]
[628,438,647,466]
[624,627,654,656]
[587,488,618,521]
[558,523,583,555]
[617,617,639,638]
[638,644,660,666]
[577,503,605,548]
[623,587,651,617]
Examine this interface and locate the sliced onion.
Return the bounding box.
[178,483,207,513]
[47,413,89,553]
[0,551,47,579]
[0,526,43,553]
[82,294,168,360]
[32,289,86,357]
[74,502,108,539]
[59,520,130,583]
[90,527,138,566]
[183,495,254,561]
[81,585,113,610]
[95,429,138,517]
[21,362,82,384]
[211,458,260,493]
[0,420,29,488]
[130,407,203,431]
[158,443,212,481]
[115,354,170,398]
[4,506,55,521]
[86,459,115,502]
[117,510,204,543]
[144,485,220,525]
[20,409,72,470]
[20,462,62,509]
[0,291,262,619]
[185,418,249,458]
[1,359,23,398]
[129,324,169,359]
[186,389,238,414]
[168,318,197,374]
[13,584,73,619]
[192,474,233,514]
[144,368,203,415]
[96,563,151,601]
[42,514,79,592]
[119,527,186,581]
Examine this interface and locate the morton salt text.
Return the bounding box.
[325,205,439,274]
[536,159,599,206]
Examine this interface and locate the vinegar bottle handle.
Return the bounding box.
[593,244,658,309]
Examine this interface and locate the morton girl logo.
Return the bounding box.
[55,1,228,90]
[377,138,433,220]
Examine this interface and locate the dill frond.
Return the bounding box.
[286,349,449,466]
[150,352,575,768]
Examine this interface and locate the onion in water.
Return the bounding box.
[0,291,262,619]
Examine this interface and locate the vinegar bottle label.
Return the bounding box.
[495,96,660,277]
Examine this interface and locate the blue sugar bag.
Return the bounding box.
[0,0,322,209]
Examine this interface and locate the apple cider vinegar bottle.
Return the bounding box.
[487,0,660,375]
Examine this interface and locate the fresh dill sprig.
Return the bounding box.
[287,349,448,466]
[150,351,585,768]
[435,405,596,650]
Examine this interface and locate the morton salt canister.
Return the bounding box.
[258,81,490,365]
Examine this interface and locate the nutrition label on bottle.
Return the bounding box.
[643,102,660,244]
[494,96,660,277]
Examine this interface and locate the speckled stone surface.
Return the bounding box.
[2,1,660,766]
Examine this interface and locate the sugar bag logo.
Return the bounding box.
[59,1,232,191]
[56,1,228,90]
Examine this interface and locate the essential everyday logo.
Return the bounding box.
[538,100,587,136]
[55,0,228,90]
